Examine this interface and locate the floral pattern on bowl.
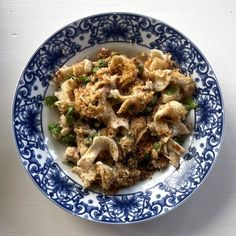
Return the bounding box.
[12,13,224,224]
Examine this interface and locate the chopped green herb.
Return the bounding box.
[153,142,161,152]
[71,75,90,84]
[165,85,177,95]
[66,106,75,126]
[137,64,144,76]
[73,75,91,84]
[66,106,74,115]
[92,59,109,74]
[79,75,91,84]
[84,132,97,146]
[44,96,58,107]
[183,97,197,111]
[97,59,108,68]
[89,132,97,140]
[61,133,76,146]
[92,66,100,74]
[48,123,62,137]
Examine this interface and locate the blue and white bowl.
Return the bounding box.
[12,12,224,224]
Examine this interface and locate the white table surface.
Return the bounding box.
[0,0,235,235]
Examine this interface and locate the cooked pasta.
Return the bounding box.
[45,48,196,193]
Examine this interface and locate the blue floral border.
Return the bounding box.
[12,13,224,223]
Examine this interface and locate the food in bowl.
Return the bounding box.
[45,48,196,193]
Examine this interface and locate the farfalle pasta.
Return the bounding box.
[45,48,196,193]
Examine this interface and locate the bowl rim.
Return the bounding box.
[11,11,225,224]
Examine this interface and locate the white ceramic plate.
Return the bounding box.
[12,12,224,224]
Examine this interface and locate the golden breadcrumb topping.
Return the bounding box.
[45,48,196,193]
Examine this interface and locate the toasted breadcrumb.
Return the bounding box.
[46,48,196,193]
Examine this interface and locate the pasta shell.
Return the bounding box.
[75,136,119,188]
[110,55,137,88]
[145,49,172,70]
[171,70,195,96]
[153,101,187,136]
[154,101,187,122]
[144,69,172,92]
